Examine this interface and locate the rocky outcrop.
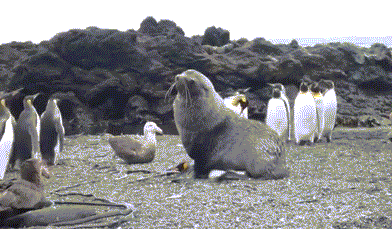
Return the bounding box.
[201,26,230,47]
[1,17,391,135]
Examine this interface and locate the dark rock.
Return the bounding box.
[124,95,149,122]
[289,39,299,49]
[1,17,392,135]
[358,115,382,127]
[201,26,230,47]
[139,17,185,37]
[247,38,283,55]
[336,115,359,127]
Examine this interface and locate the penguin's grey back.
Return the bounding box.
[40,99,64,165]
[13,105,39,164]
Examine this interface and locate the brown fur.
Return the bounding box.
[173,70,289,179]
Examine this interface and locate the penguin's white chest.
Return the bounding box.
[294,93,317,143]
[0,117,14,180]
[266,98,288,136]
[314,96,325,139]
[323,90,337,132]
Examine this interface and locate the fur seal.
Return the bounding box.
[294,81,317,145]
[40,98,65,166]
[108,121,163,164]
[223,89,250,118]
[266,88,289,138]
[319,79,337,142]
[268,83,291,141]
[0,158,50,221]
[310,82,325,142]
[10,93,41,168]
[172,69,289,179]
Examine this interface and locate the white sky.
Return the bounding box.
[0,0,390,45]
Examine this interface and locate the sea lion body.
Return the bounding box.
[40,98,65,165]
[266,89,289,138]
[10,94,41,168]
[320,80,337,142]
[294,82,317,145]
[173,70,288,179]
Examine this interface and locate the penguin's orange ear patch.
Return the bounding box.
[312,92,322,98]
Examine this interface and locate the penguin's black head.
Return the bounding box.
[299,81,308,93]
[272,88,281,98]
[23,93,40,108]
[268,83,284,92]
[309,82,321,94]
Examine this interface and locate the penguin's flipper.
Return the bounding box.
[27,120,40,158]
[55,117,65,152]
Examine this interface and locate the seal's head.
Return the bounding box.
[173,69,226,133]
[174,69,217,102]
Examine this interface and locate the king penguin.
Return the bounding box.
[319,79,337,142]
[223,89,250,118]
[294,80,317,145]
[10,93,41,168]
[266,88,289,138]
[0,95,15,179]
[268,83,291,141]
[40,97,65,165]
[310,82,325,143]
[0,89,23,178]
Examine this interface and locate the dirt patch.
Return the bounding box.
[1,127,392,228]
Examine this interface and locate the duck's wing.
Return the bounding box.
[108,135,143,153]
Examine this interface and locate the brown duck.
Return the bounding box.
[108,121,163,164]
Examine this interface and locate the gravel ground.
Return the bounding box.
[1,127,392,228]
